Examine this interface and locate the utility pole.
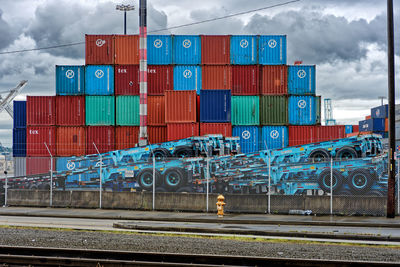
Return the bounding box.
[138,0,148,146]
[378,96,386,106]
[116,4,135,35]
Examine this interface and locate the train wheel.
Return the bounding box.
[347,168,374,194]
[163,168,187,191]
[336,146,358,160]
[137,169,161,191]
[317,169,344,193]
[309,149,330,163]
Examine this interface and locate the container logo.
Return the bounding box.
[29,130,39,135]
[65,70,74,79]
[240,39,248,48]
[154,39,163,48]
[95,69,104,79]
[183,69,192,79]
[66,161,76,170]
[270,130,279,139]
[96,39,106,47]
[297,69,307,79]
[298,100,307,109]
[242,130,251,140]
[268,39,277,48]
[182,39,191,48]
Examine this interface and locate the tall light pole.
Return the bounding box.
[116,4,135,35]
[138,0,148,146]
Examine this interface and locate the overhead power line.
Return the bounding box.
[0,0,300,55]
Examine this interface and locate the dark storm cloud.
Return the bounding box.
[0,9,16,50]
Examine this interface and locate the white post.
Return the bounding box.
[152,154,155,210]
[330,157,333,215]
[268,155,271,214]
[93,142,102,209]
[4,171,7,207]
[397,158,399,215]
[206,158,210,212]
[44,142,53,207]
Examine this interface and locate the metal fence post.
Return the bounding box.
[206,158,210,212]
[398,157,399,215]
[152,154,155,211]
[93,142,102,209]
[44,142,53,207]
[330,157,333,215]
[268,155,271,214]
[4,171,7,207]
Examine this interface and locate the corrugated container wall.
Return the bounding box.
[13,101,26,128]
[231,96,259,125]
[202,65,232,90]
[148,96,165,126]
[167,123,199,141]
[148,126,167,144]
[260,65,288,95]
[260,95,288,125]
[288,65,316,95]
[56,127,85,156]
[114,35,139,65]
[200,90,231,123]
[86,126,115,154]
[200,123,232,137]
[201,35,230,65]
[230,35,257,65]
[371,105,388,119]
[165,90,196,123]
[115,126,139,150]
[147,65,173,95]
[56,96,85,126]
[147,35,172,65]
[231,66,259,95]
[288,126,315,146]
[359,119,385,132]
[56,65,85,95]
[173,35,201,64]
[315,126,346,143]
[26,157,55,176]
[85,65,114,95]
[232,126,259,153]
[173,66,202,94]
[13,128,26,157]
[26,126,56,156]
[85,96,115,126]
[315,96,321,125]
[288,96,316,125]
[26,96,56,126]
[14,157,26,177]
[261,126,288,150]
[353,125,359,132]
[258,35,287,65]
[114,65,139,95]
[116,96,139,126]
[85,35,114,65]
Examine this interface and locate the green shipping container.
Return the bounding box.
[86,96,115,125]
[260,95,288,125]
[231,96,260,125]
[316,95,321,125]
[116,96,140,126]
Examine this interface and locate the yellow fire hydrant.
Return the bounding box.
[216,195,226,217]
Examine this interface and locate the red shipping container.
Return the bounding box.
[56,127,85,156]
[85,34,114,65]
[115,126,139,150]
[289,126,346,146]
[165,91,197,123]
[232,66,259,95]
[201,35,230,65]
[148,65,173,95]
[114,35,139,65]
[148,126,167,144]
[196,95,200,122]
[200,123,232,136]
[314,126,346,143]
[27,96,56,126]
[353,125,359,132]
[56,96,85,126]
[114,65,139,95]
[26,126,56,156]
[202,65,232,90]
[26,157,55,176]
[148,96,165,126]
[260,65,288,95]
[167,123,199,141]
[86,126,115,155]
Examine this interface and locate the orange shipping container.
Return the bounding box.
[200,123,232,136]
[85,35,114,65]
[165,91,196,123]
[202,65,232,90]
[365,115,371,120]
[346,132,360,137]
[115,126,139,150]
[86,126,115,154]
[148,126,167,144]
[148,96,165,126]
[201,35,230,65]
[167,123,199,141]
[56,96,85,126]
[114,35,139,65]
[56,127,85,156]
[261,65,288,95]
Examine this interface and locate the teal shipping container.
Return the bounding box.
[85,65,114,95]
[56,65,85,95]
[85,96,115,125]
[231,96,259,125]
[230,35,257,65]
[116,96,140,126]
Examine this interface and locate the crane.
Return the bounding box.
[0,80,27,119]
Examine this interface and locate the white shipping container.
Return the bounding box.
[14,157,26,177]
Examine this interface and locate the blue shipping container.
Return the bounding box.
[200,90,231,122]
[85,65,114,95]
[345,125,353,134]
[359,118,385,132]
[258,35,287,65]
[13,128,26,157]
[56,65,85,95]
[288,65,316,95]
[173,66,202,94]
[173,35,201,64]
[260,126,288,150]
[148,35,172,65]
[230,35,257,65]
[371,105,388,119]
[13,101,26,128]
[288,96,316,125]
[232,126,259,153]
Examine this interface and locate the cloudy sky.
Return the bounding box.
[0,0,399,147]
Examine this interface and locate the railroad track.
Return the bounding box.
[0,246,398,266]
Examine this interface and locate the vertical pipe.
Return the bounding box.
[50,156,53,207]
[99,155,102,209]
[206,158,209,212]
[124,11,127,35]
[138,0,148,146]
[4,172,7,207]
[330,157,333,215]
[268,155,271,214]
[152,154,155,210]
[398,158,399,215]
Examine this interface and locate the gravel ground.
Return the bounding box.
[0,227,399,262]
